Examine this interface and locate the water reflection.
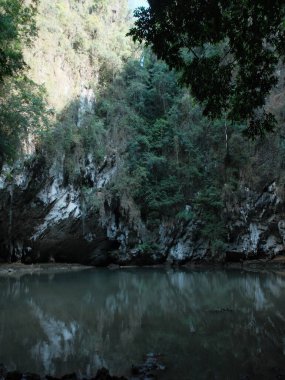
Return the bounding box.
[29,300,79,374]
[1,269,285,379]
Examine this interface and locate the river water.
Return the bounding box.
[0,268,285,379]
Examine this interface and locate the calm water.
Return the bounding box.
[1,268,285,379]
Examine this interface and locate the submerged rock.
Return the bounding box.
[0,365,6,380]
[92,368,127,380]
[2,369,127,380]
[4,373,40,380]
[5,372,22,380]
[131,353,166,380]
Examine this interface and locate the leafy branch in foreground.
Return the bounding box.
[128,1,285,137]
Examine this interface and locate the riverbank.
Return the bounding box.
[0,263,93,276]
[225,255,285,269]
[1,255,285,276]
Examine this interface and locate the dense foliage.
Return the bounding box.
[2,0,285,254]
[0,0,50,164]
[0,0,38,81]
[0,78,50,161]
[129,1,285,137]
[38,0,134,175]
[37,0,285,251]
[94,51,253,248]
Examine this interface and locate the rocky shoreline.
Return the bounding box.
[1,153,285,267]
[1,255,285,277]
[0,263,93,276]
[0,368,127,380]
[0,354,166,380]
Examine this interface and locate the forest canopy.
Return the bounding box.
[0,0,49,164]
[129,0,285,137]
[0,0,38,81]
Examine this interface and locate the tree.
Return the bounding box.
[0,0,50,165]
[0,78,50,161]
[128,1,285,137]
[0,0,38,81]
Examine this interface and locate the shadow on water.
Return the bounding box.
[1,268,285,379]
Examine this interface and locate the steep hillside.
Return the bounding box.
[1,0,285,265]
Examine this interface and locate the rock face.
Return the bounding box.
[0,153,285,265]
[0,154,147,265]
[1,0,285,265]
[224,182,285,261]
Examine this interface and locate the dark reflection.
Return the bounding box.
[1,269,285,379]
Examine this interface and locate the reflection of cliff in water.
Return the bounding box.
[1,269,285,379]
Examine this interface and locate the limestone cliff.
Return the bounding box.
[1,155,285,264]
[1,0,285,265]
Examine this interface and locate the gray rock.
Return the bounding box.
[1,155,285,265]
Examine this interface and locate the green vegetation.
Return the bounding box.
[0,0,50,164]
[93,51,248,247]
[93,44,285,250]
[2,0,285,254]
[0,77,50,162]
[30,0,135,181]
[0,0,38,81]
[129,1,285,137]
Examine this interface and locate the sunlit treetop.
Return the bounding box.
[129,0,285,137]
